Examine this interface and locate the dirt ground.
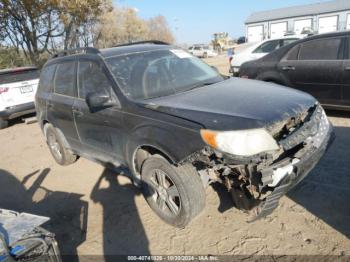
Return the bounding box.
[0,56,350,259]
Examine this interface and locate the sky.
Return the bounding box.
[115,0,331,44]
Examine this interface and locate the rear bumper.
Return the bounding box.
[0,102,35,120]
[250,121,335,221]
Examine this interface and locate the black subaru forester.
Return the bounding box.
[35,41,334,227]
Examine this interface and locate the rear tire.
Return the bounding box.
[141,155,206,228]
[0,119,8,129]
[44,124,78,166]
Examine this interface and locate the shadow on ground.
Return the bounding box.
[0,167,150,261]
[90,168,149,260]
[0,168,88,261]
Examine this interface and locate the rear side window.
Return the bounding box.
[0,69,39,85]
[283,44,301,61]
[78,61,112,99]
[299,38,342,60]
[38,65,56,93]
[54,62,76,96]
[253,40,280,53]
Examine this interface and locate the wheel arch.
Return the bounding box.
[129,143,177,180]
[43,121,71,149]
[124,124,204,179]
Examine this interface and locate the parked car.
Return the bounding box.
[0,67,39,129]
[229,36,301,76]
[239,31,350,110]
[36,41,334,228]
[188,45,217,58]
[236,36,246,44]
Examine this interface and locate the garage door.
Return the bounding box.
[318,16,338,34]
[247,25,264,42]
[294,19,312,35]
[347,14,350,29]
[270,22,287,39]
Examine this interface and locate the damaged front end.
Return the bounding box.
[186,104,334,220]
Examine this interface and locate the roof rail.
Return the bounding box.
[114,40,170,48]
[51,47,100,59]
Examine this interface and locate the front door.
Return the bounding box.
[73,58,125,164]
[278,36,344,105]
[48,60,80,148]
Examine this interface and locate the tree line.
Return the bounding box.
[0,0,175,68]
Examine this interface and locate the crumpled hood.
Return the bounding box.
[139,78,317,131]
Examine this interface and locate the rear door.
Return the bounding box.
[73,58,125,164]
[0,68,39,110]
[278,36,344,104]
[48,60,80,147]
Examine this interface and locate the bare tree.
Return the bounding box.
[94,7,175,48]
[0,0,111,65]
[94,7,148,48]
[58,0,112,49]
[0,0,174,67]
[146,15,175,43]
[0,0,62,64]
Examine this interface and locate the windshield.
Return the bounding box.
[105,49,224,100]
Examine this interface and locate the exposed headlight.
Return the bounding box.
[200,128,279,156]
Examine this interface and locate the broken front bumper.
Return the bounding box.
[251,116,335,221]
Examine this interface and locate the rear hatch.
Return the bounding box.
[0,67,39,111]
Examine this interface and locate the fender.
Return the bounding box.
[124,124,205,172]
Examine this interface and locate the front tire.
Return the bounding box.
[44,124,78,166]
[141,155,206,228]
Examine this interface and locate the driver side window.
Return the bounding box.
[78,61,113,99]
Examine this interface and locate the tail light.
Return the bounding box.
[0,87,9,94]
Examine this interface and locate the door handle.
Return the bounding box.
[72,108,84,117]
[344,66,350,71]
[281,66,295,71]
[47,102,53,108]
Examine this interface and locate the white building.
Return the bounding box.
[245,0,350,42]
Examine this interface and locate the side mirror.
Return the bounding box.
[86,91,119,111]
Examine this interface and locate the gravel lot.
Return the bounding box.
[0,55,349,258]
